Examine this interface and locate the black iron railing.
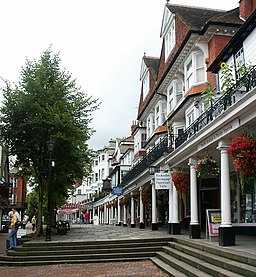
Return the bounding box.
[175,66,256,148]
[121,135,169,185]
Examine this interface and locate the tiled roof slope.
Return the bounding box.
[143,56,160,82]
[166,5,242,30]
[166,4,225,30]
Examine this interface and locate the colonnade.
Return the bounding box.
[94,139,234,246]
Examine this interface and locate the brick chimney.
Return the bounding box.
[239,0,256,20]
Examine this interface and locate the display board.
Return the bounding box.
[206,209,221,241]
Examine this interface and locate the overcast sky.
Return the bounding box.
[0,0,238,150]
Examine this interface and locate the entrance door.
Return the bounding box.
[200,177,220,230]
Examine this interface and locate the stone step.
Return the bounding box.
[155,251,213,277]
[172,237,256,267]
[22,237,171,248]
[0,256,147,267]
[16,240,168,252]
[3,251,155,264]
[161,246,245,277]
[167,242,256,277]
[8,245,163,256]
[150,256,187,277]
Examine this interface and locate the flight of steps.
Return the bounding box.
[150,237,256,277]
[1,237,170,266]
[1,236,256,276]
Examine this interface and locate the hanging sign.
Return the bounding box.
[206,209,221,241]
[112,186,123,196]
[154,172,171,189]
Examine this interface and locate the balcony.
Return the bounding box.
[121,135,169,185]
[175,66,256,148]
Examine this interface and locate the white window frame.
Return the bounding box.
[165,20,175,60]
[186,108,195,127]
[184,51,205,90]
[142,69,150,100]
[155,105,160,127]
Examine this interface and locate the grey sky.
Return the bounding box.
[0,0,237,150]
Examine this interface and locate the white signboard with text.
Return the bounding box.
[155,172,171,189]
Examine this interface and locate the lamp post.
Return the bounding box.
[149,166,158,231]
[45,138,55,241]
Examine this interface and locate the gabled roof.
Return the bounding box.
[140,55,160,82]
[165,4,225,30]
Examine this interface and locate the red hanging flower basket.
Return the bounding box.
[195,154,219,177]
[142,184,151,205]
[229,133,256,176]
[172,171,190,196]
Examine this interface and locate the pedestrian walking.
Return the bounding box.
[31,216,36,232]
[84,212,89,224]
[7,209,19,250]
[22,214,28,229]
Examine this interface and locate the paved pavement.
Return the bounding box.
[1,223,256,276]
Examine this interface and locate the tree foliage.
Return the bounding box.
[0,48,99,235]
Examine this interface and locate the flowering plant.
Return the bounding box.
[142,184,151,205]
[196,155,219,177]
[229,133,256,191]
[229,133,256,175]
[119,198,125,206]
[113,199,118,209]
[124,194,131,207]
[172,171,190,196]
[132,191,140,201]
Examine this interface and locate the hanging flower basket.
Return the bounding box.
[113,199,118,209]
[172,171,190,196]
[196,155,219,177]
[229,133,256,191]
[119,198,125,206]
[142,184,151,205]
[132,191,140,201]
[124,195,131,207]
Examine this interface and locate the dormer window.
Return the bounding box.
[165,20,175,59]
[142,70,150,99]
[161,8,176,62]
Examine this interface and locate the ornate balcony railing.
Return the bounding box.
[175,66,256,148]
[121,135,169,185]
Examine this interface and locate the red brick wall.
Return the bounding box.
[157,16,190,84]
[208,35,232,67]
[239,0,255,20]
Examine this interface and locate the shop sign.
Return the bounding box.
[155,172,171,189]
[206,209,221,241]
[112,186,123,196]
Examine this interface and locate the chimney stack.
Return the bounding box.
[239,0,256,20]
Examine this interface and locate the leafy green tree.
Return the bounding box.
[0,48,99,235]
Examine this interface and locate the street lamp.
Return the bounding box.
[45,138,55,241]
[148,165,158,231]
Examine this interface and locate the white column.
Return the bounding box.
[99,208,102,224]
[168,176,173,223]
[110,205,114,224]
[131,193,135,225]
[139,187,144,224]
[114,207,117,223]
[151,179,157,224]
[189,158,199,225]
[218,140,232,227]
[172,170,179,223]
[123,205,127,225]
[118,197,121,224]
